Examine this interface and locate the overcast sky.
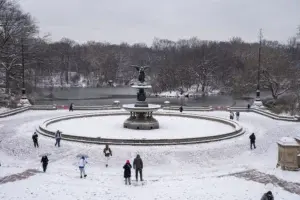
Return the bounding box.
[19,0,300,45]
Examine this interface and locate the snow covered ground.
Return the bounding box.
[0,107,10,113]
[0,110,300,200]
[48,115,234,139]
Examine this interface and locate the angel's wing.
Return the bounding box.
[130,65,140,71]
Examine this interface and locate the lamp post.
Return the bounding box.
[254,29,264,107]
[19,36,31,106]
[21,37,25,95]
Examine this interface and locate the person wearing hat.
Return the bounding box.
[261,191,274,200]
[123,160,132,185]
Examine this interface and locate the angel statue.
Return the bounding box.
[132,65,149,83]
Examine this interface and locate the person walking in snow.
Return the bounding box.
[249,133,256,150]
[55,130,62,147]
[247,103,251,110]
[69,103,74,111]
[103,144,112,167]
[41,155,49,172]
[133,154,143,182]
[229,111,234,120]
[78,156,87,178]
[179,106,183,113]
[32,132,39,148]
[123,160,132,185]
[261,191,274,200]
[236,112,240,121]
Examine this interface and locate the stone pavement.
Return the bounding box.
[220,169,300,195]
[0,169,40,185]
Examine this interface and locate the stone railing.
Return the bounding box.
[163,106,213,111]
[0,106,31,118]
[228,107,299,122]
[0,104,299,122]
[36,111,244,146]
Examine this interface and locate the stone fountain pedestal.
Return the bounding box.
[123,107,160,130]
[122,83,161,130]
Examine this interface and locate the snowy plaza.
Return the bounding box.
[0,109,300,200]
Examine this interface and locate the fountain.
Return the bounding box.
[122,66,161,130]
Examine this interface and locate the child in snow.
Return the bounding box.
[103,144,112,167]
[32,132,39,148]
[123,160,132,185]
[78,156,87,178]
[41,155,49,172]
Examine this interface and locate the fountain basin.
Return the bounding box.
[122,104,161,112]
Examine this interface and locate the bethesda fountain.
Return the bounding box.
[122,66,161,130]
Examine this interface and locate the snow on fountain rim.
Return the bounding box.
[131,85,152,89]
[122,104,161,112]
[40,111,242,141]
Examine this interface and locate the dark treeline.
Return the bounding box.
[1,0,300,101]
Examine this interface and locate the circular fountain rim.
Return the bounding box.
[122,104,161,112]
[36,111,245,146]
[131,85,152,89]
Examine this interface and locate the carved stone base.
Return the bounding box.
[123,113,159,130]
[134,101,149,107]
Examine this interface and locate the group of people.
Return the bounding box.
[33,140,144,184]
[32,130,62,148]
[229,111,240,120]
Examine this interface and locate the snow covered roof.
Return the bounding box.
[278,137,300,146]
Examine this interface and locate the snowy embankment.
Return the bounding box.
[0,107,10,113]
[155,85,220,98]
[0,110,299,199]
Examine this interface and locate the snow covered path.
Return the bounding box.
[0,110,299,199]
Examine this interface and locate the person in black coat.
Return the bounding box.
[32,132,39,148]
[261,191,274,200]
[179,106,183,113]
[249,133,256,150]
[123,160,132,185]
[236,112,240,121]
[41,156,49,172]
[247,104,251,110]
[69,103,74,111]
[133,154,143,181]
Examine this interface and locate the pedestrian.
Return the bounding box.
[123,160,132,185]
[41,155,49,172]
[179,106,183,113]
[236,112,240,121]
[133,154,143,182]
[261,191,274,200]
[247,103,251,110]
[32,132,39,148]
[229,111,234,120]
[249,133,256,150]
[78,156,87,178]
[103,144,112,167]
[55,130,62,147]
[69,103,74,111]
